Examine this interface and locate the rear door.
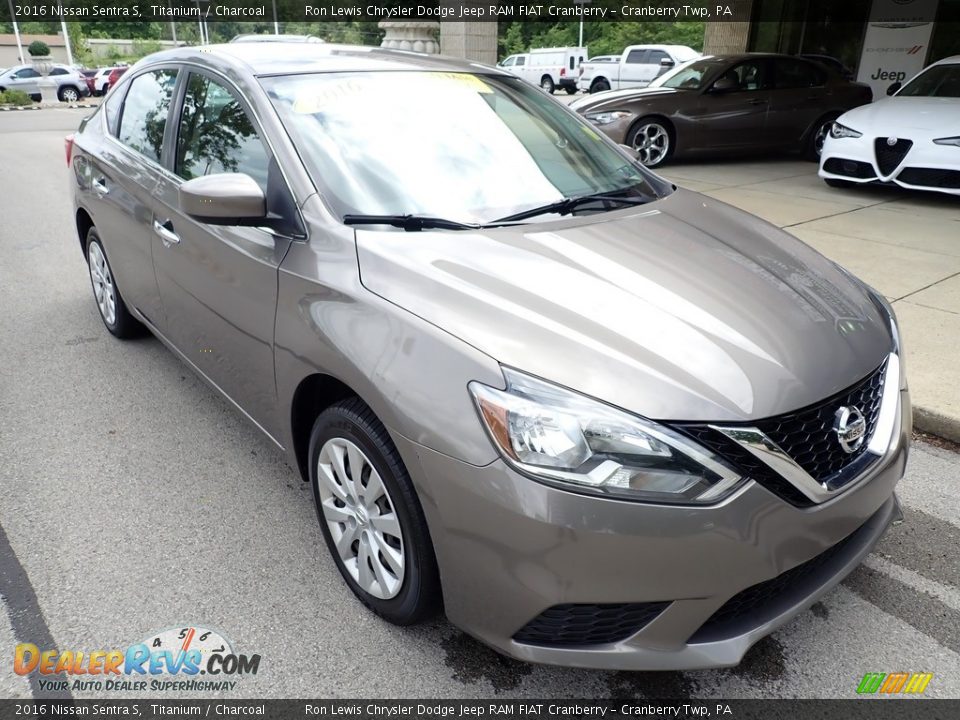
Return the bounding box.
[619,49,652,88]
[688,58,774,150]
[79,68,179,325]
[149,69,300,433]
[766,58,831,148]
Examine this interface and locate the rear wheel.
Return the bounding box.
[590,78,611,93]
[540,75,555,94]
[85,228,143,338]
[309,398,441,625]
[824,178,854,189]
[58,86,80,103]
[565,85,578,95]
[805,114,838,161]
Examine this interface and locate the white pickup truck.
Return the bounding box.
[579,45,700,93]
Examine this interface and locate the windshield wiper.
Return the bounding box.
[494,193,653,223]
[343,214,484,232]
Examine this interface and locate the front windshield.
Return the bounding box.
[653,57,725,90]
[262,71,663,224]
[898,63,960,97]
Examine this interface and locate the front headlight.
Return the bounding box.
[830,122,862,139]
[469,369,745,504]
[933,136,960,147]
[585,110,631,126]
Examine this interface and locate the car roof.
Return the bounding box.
[139,43,504,78]
[932,55,960,66]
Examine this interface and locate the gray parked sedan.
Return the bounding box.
[67,43,910,670]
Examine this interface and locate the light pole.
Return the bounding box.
[60,18,74,66]
[573,0,592,48]
[273,0,279,33]
[7,0,24,63]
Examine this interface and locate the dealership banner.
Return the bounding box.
[0,0,934,24]
[856,0,938,100]
[1,700,957,718]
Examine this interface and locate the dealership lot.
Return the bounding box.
[1,107,959,699]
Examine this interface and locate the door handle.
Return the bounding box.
[153,219,181,245]
[92,177,109,196]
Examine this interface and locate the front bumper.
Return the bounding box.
[394,389,911,670]
[819,134,960,196]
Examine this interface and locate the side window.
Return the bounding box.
[103,83,125,136]
[502,56,514,67]
[118,69,178,163]
[626,49,648,64]
[569,57,575,70]
[774,59,826,89]
[16,68,40,79]
[515,56,526,67]
[49,67,67,76]
[175,73,269,193]
[716,61,766,92]
[648,50,669,65]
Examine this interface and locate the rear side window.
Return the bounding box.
[626,49,648,64]
[174,73,270,192]
[516,56,526,66]
[118,69,178,163]
[774,59,826,89]
[50,67,67,76]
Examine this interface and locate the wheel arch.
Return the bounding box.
[76,207,94,255]
[289,373,363,483]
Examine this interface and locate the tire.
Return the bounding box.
[85,228,143,339]
[565,85,578,95]
[101,83,109,95]
[824,178,854,189]
[805,114,838,162]
[540,75,555,94]
[627,117,673,168]
[309,398,441,626]
[58,86,80,103]
[590,78,611,93]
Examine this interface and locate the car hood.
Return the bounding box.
[571,87,683,112]
[355,190,892,422]
[839,96,960,134]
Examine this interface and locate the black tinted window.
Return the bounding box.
[715,60,766,91]
[118,69,178,163]
[16,68,40,78]
[175,73,269,192]
[515,56,525,66]
[774,59,826,89]
[626,49,648,64]
[49,67,67,76]
[648,50,669,64]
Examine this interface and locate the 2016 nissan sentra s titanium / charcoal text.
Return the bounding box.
[68,43,910,670]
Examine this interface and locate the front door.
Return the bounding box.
[689,59,773,151]
[149,70,297,436]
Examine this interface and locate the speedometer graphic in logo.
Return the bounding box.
[142,625,233,670]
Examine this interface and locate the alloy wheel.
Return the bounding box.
[88,242,116,326]
[316,438,405,600]
[61,87,79,103]
[632,122,670,167]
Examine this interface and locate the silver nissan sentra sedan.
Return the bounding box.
[68,43,910,670]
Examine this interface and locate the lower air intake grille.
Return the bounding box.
[897,167,960,189]
[513,602,670,647]
[822,157,875,179]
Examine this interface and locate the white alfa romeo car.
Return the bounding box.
[819,55,960,196]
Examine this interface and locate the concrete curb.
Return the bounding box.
[913,406,960,445]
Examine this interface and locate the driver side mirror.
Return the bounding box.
[659,57,675,68]
[710,76,738,93]
[619,144,640,160]
[886,81,902,96]
[179,173,266,225]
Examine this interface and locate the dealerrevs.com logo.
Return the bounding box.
[14,626,260,693]
[857,672,934,695]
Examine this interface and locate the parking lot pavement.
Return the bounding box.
[1,109,959,700]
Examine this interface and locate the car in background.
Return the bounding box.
[230,34,323,43]
[81,69,98,95]
[0,65,41,101]
[572,53,872,167]
[104,66,128,95]
[801,54,854,80]
[497,53,530,77]
[67,42,909,672]
[47,64,92,103]
[507,46,587,94]
[89,67,116,96]
[579,45,700,93]
[819,55,960,196]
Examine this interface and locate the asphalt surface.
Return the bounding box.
[1,108,959,700]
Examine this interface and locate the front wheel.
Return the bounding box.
[58,86,80,103]
[627,118,673,168]
[309,398,441,625]
[540,75,555,94]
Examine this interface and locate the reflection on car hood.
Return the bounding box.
[571,87,682,112]
[355,190,892,422]
[839,96,960,134]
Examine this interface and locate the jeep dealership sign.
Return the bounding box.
[857,0,937,99]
